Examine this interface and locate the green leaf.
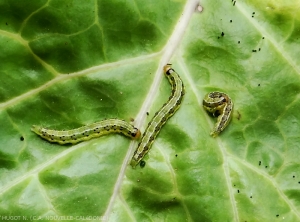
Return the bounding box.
[1,0,300,221]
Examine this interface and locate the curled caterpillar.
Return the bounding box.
[203,91,233,137]
[31,119,141,144]
[130,64,185,168]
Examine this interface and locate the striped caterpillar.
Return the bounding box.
[203,91,233,137]
[130,64,185,168]
[31,119,141,144]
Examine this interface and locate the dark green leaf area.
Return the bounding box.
[0,178,49,216]
[98,0,185,61]
[126,186,188,221]
[39,173,104,216]
[245,0,296,42]
[160,123,192,153]
[277,164,300,204]
[177,161,233,221]
[135,0,186,31]
[0,0,46,33]
[229,160,297,221]
[19,0,186,74]
[17,79,123,129]
[76,74,148,119]
[287,20,300,46]
[0,113,24,167]
[39,172,73,189]
[37,140,129,216]
[277,106,300,168]
[22,0,95,39]
[103,20,163,63]
[127,132,232,221]
[128,165,174,194]
[224,130,247,158]
[43,80,119,117]
[246,141,283,175]
[185,41,246,87]
[0,151,17,169]
[244,119,284,151]
[184,195,232,221]
[0,36,53,103]
[29,25,106,73]
[97,0,139,29]
[250,69,300,122]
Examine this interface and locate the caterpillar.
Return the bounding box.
[130,64,185,168]
[31,119,141,144]
[202,91,233,137]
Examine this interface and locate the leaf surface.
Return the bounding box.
[1,0,300,221]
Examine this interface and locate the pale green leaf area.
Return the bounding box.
[0,0,300,221]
